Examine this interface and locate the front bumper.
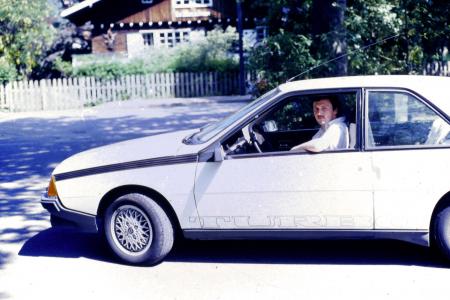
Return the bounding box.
[41,193,98,233]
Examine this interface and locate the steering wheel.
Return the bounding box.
[242,125,261,153]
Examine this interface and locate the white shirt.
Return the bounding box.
[310,116,349,151]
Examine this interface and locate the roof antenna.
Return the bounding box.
[286,33,401,83]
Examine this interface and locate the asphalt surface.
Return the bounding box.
[0,96,449,300]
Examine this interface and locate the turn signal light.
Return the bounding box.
[47,176,58,198]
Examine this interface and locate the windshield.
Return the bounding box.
[184,88,281,144]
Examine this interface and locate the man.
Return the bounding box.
[291,96,349,152]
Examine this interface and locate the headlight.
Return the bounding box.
[47,176,58,198]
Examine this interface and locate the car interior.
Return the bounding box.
[366,91,450,148]
[221,92,358,156]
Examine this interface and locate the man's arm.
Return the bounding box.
[291,125,345,153]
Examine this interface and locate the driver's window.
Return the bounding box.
[222,91,357,155]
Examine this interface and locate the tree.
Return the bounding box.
[248,0,410,93]
[248,31,315,92]
[345,0,403,75]
[248,0,315,94]
[0,56,17,83]
[400,0,450,74]
[0,0,56,79]
[310,0,347,76]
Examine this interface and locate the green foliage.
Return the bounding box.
[74,61,141,80]
[248,31,315,94]
[68,55,174,80]
[401,0,450,72]
[0,0,56,79]
[345,0,404,75]
[0,56,17,83]
[54,57,74,77]
[249,0,450,93]
[250,0,312,36]
[170,26,238,72]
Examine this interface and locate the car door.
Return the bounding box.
[365,89,450,230]
[193,90,374,232]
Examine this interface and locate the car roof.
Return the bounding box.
[279,75,450,117]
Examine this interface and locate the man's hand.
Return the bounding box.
[290,144,305,151]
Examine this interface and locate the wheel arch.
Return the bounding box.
[96,185,182,236]
[430,191,450,243]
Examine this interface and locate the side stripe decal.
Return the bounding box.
[54,154,198,181]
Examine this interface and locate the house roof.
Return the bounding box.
[61,0,103,18]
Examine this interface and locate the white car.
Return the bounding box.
[41,75,450,265]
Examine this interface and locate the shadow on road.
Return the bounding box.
[1,99,244,270]
[18,228,113,263]
[0,251,10,270]
[18,228,448,268]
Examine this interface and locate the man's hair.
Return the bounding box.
[313,95,340,113]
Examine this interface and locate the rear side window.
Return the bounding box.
[366,91,450,148]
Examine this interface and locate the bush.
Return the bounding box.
[59,26,239,80]
[74,61,131,80]
[54,57,74,77]
[0,57,18,83]
[170,26,239,72]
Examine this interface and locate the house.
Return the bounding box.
[61,0,267,58]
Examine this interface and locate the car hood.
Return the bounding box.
[53,129,199,175]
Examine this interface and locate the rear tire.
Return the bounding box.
[104,193,174,265]
[433,206,450,261]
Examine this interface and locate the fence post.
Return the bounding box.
[5,82,11,111]
[156,73,162,98]
[193,73,199,97]
[39,79,46,110]
[179,72,185,97]
[11,81,18,112]
[189,72,195,97]
[18,81,25,111]
[0,83,4,109]
[166,73,172,97]
[142,74,149,98]
[160,73,165,97]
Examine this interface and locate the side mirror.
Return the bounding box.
[214,145,225,162]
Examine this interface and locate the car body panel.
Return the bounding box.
[56,162,201,228]
[371,148,450,230]
[53,129,198,175]
[194,151,374,230]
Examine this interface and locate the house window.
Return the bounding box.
[142,33,154,46]
[256,26,267,42]
[174,0,212,7]
[159,30,190,48]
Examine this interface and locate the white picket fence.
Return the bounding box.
[0,72,251,112]
[423,62,450,76]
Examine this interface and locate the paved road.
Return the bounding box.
[0,97,449,300]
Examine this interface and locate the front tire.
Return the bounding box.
[104,193,174,265]
[433,206,450,261]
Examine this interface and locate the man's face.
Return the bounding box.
[313,99,337,126]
